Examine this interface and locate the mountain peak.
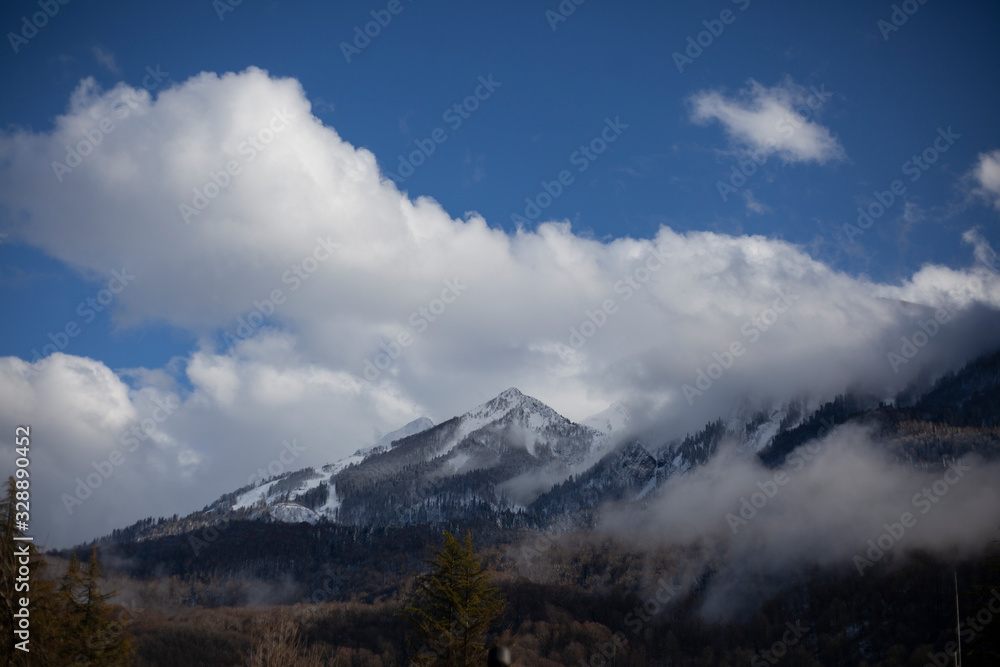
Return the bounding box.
[465,387,544,419]
[497,387,524,400]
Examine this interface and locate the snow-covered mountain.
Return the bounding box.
[125,349,999,542]
[206,385,828,532]
[203,388,607,526]
[193,388,828,529]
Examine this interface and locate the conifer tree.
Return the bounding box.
[404,530,506,666]
[56,548,133,665]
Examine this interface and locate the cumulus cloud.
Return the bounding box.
[0,336,423,547]
[690,77,846,164]
[0,68,998,546]
[971,149,1000,211]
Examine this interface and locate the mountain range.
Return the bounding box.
[104,347,1000,546]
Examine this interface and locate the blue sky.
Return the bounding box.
[2,0,1000,545]
[2,0,999,372]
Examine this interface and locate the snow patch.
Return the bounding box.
[269,503,320,524]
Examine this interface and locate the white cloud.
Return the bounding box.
[91,45,120,74]
[1,68,998,547]
[971,149,1000,211]
[188,352,241,407]
[690,77,846,164]
[742,189,769,215]
[902,201,924,224]
[0,334,423,547]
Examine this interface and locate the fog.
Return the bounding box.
[599,424,1000,619]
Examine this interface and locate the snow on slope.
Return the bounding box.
[226,389,604,523]
[433,387,601,461]
[231,469,326,510]
[231,480,277,510]
[228,416,435,521]
[268,503,320,524]
[321,453,364,476]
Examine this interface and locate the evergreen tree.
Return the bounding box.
[56,548,133,665]
[404,530,506,666]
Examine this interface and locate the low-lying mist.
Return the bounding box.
[597,424,1000,620]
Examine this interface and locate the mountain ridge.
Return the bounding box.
[102,347,1000,545]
